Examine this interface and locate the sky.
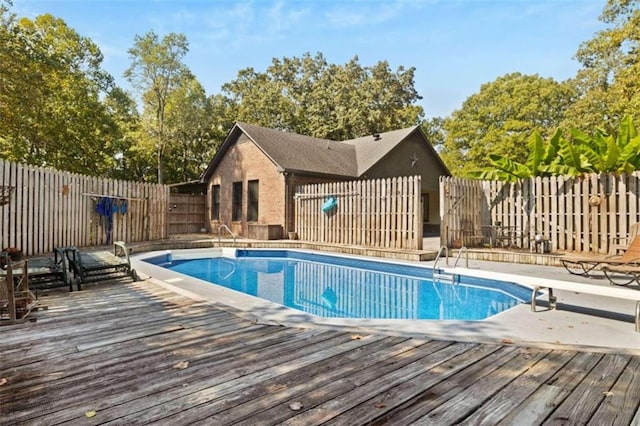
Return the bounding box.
[12,0,607,118]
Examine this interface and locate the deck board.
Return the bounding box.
[1,280,639,425]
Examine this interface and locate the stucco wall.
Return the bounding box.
[206,135,285,237]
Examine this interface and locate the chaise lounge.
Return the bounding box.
[602,263,640,287]
[64,241,138,290]
[560,235,640,277]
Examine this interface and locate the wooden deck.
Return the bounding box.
[1,281,639,425]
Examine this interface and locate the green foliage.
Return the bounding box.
[440,73,576,177]
[420,117,445,150]
[0,9,125,176]
[471,115,640,182]
[221,52,424,140]
[125,31,190,184]
[563,0,640,131]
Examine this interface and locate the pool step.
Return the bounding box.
[433,271,456,283]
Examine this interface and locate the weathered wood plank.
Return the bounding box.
[2,279,639,425]
[459,350,577,425]
[5,326,336,424]
[588,355,640,425]
[328,343,512,426]
[279,342,477,425]
[53,333,385,425]
[163,336,420,425]
[410,348,551,424]
[544,353,632,425]
[497,350,604,425]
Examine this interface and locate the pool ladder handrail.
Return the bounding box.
[218,258,236,280]
[432,246,450,283]
[452,246,469,269]
[218,224,236,243]
[433,245,468,285]
[432,245,449,274]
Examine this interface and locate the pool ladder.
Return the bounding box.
[433,245,469,284]
[218,258,236,280]
[218,224,236,243]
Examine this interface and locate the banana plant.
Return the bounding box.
[470,115,640,181]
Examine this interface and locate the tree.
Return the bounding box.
[221,52,424,140]
[163,76,216,183]
[471,115,640,182]
[0,9,122,175]
[564,0,640,131]
[420,117,446,151]
[124,31,190,184]
[439,73,576,177]
[102,87,144,181]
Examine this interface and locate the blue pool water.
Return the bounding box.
[144,250,530,321]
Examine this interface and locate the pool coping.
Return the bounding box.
[131,248,640,355]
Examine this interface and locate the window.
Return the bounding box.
[247,180,259,222]
[211,185,220,220]
[232,182,243,221]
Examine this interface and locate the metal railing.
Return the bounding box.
[452,246,469,269]
[218,224,236,243]
[432,246,449,275]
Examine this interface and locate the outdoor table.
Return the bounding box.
[481,225,521,248]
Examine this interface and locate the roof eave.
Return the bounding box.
[283,168,357,180]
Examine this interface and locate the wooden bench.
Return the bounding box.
[441,267,640,332]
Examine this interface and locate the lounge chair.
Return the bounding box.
[602,264,640,286]
[1,248,72,292]
[65,241,138,290]
[561,235,640,276]
[609,222,640,255]
[27,248,73,292]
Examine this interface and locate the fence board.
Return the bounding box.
[440,172,640,254]
[0,161,168,256]
[168,194,206,234]
[294,176,422,250]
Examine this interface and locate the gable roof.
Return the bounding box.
[200,122,448,182]
[343,126,420,176]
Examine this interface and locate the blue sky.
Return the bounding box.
[13,0,606,118]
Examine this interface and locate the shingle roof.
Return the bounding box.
[342,126,419,175]
[200,122,436,182]
[236,122,358,177]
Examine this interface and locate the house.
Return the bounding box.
[200,122,450,239]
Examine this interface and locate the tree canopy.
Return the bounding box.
[563,0,640,131]
[438,73,576,177]
[124,31,192,184]
[221,53,424,140]
[3,0,640,184]
[0,8,124,175]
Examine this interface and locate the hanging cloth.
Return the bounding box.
[95,197,114,244]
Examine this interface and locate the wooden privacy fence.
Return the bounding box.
[1,159,169,256]
[168,194,206,234]
[294,176,423,250]
[441,172,640,254]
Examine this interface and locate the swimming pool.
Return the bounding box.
[142,249,530,321]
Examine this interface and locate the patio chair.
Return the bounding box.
[602,263,640,286]
[1,257,40,324]
[27,248,73,292]
[1,248,72,292]
[65,241,138,290]
[561,235,640,277]
[609,222,640,255]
